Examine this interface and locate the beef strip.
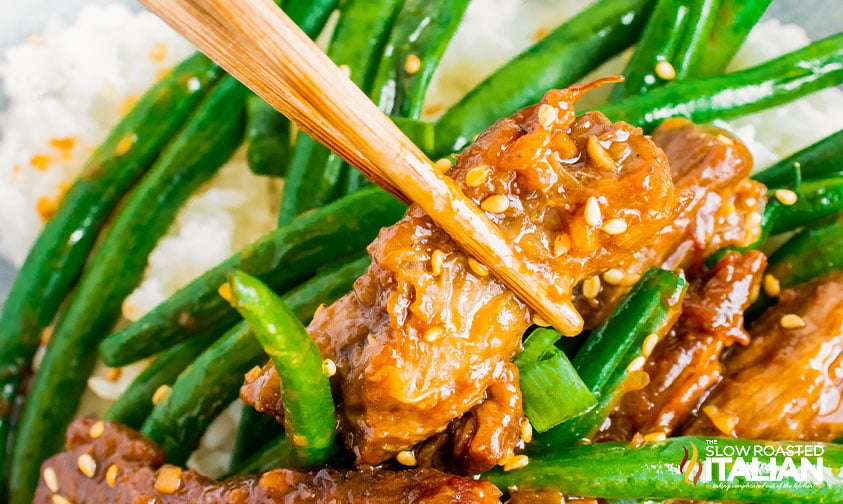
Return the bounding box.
[34,417,502,504]
[685,272,843,441]
[596,251,766,442]
[242,81,679,467]
[575,118,767,328]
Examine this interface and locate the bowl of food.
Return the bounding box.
[1,0,841,502]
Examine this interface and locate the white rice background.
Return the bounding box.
[1,1,842,477]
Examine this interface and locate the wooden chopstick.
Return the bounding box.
[139,0,584,335]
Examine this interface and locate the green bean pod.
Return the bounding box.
[610,0,720,101]
[770,177,843,235]
[692,0,772,77]
[753,128,843,187]
[139,256,369,464]
[432,0,654,157]
[530,268,686,451]
[244,0,341,178]
[245,95,292,177]
[596,33,843,132]
[227,270,336,466]
[370,0,472,120]
[0,52,221,482]
[277,0,404,225]
[228,435,297,476]
[8,76,247,504]
[103,331,220,429]
[487,437,843,503]
[230,405,281,469]
[99,187,403,367]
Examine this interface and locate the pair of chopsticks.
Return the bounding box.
[140,0,583,335]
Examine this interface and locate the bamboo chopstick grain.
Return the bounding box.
[139,0,585,335]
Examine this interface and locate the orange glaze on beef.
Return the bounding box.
[34,418,502,504]
[241,82,679,467]
[685,272,843,441]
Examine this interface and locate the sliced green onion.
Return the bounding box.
[530,268,686,451]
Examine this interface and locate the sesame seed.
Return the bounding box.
[337,64,351,77]
[750,283,761,304]
[602,268,625,286]
[582,275,601,299]
[115,134,135,156]
[217,283,232,302]
[626,355,646,373]
[520,419,533,444]
[655,60,676,80]
[643,432,666,442]
[423,326,443,343]
[774,188,798,206]
[763,274,781,297]
[291,433,308,447]
[553,233,571,257]
[154,465,183,495]
[433,158,452,174]
[480,194,509,214]
[465,164,490,187]
[404,54,422,74]
[584,196,603,227]
[502,454,529,472]
[587,135,616,171]
[106,464,119,488]
[322,358,337,377]
[77,453,96,479]
[642,333,659,358]
[602,218,628,235]
[537,104,557,129]
[152,384,170,405]
[716,134,734,146]
[245,365,263,382]
[89,420,105,439]
[532,314,551,327]
[43,467,59,493]
[51,495,72,504]
[629,432,646,448]
[431,249,445,276]
[40,326,53,346]
[468,257,489,276]
[396,450,417,466]
[105,367,122,382]
[780,314,806,329]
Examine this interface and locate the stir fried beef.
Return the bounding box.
[596,251,766,441]
[685,272,843,441]
[35,417,502,504]
[242,82,679,467]
[576,118,766,327]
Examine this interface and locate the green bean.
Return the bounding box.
[103,331,220,429]
[370,0,471,120]
[747,217,842,320]
[753,128,843,187]
[432,0,654,157]
[530,268,686,451]
[8,76,247,504]
[99,187,403,366]
[227,270,336,465]
[244,0,341,178]
[230,405,281,469]
[0,53,221,485]
[245,94,292,177]
[277,0,403,225]
[229,434,297,476]
[486,437,843,503]
[770,177,843,235]
[596,33,843,132]
[139,256,369,464]
[693,0,772,77]
[610,0,720,101]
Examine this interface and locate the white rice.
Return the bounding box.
[1,0,841,478]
